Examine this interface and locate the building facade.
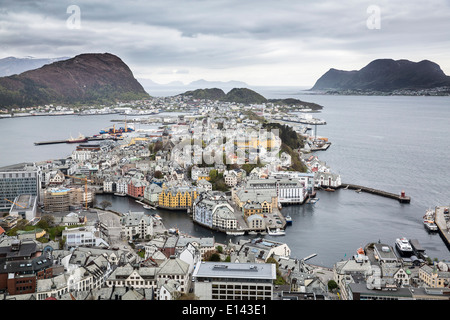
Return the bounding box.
[0,163,41,212]
[192,261,276,300]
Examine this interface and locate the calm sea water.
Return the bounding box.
[1,89,449,267]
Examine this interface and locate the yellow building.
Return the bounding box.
[197,175,210,181]
[419,264,450,288]
[158,186,198,210]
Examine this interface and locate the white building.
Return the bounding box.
[9,194,37,221]
[144,183,163,203]
[316,172,342,188]
[246,178,307,204]
[193,192,237,231]
[121,211,154,240]
[192,261,276,300]
[62,226,109,249]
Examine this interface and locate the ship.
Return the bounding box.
[395,237,414,257]
[423,208,438,232]
[67,133,88,143]
[267,227,286,236]
[99,124,135,135]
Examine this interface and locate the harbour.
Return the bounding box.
[1,94,450,268]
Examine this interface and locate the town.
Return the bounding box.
[0,94,449,301]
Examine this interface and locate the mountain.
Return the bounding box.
[221,88,267,104]
[181,87,322,109]
[181,88,226,100]
[311,59,450,93]
[0,53,150,108]
[0,56,70,77]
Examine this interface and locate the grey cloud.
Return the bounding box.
[0,0,449,85]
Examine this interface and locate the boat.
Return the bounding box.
[143,204,155,210]
[423,209,438,232]
[395,237,414,257]
[307,198,319,204]
[152,214,162,221]
[423,221,438,232]
[226,230,245,236]
[324,187,335,192]
[267,227,286,236]
[285,215,292,225]
[114,192,127,197]
[355,189,362,193]
[67,133,88,143]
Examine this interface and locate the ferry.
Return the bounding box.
[395,237,414,257]
[267,227,286,236]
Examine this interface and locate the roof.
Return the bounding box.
[158,256,190,276]
[193,261,276,280]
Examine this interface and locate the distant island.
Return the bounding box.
[181,87,323,110]
[0,53,150,109]
[310,59,450,95]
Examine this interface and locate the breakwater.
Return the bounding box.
[339,183,411,203]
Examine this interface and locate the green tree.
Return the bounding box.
[328,280,338,292]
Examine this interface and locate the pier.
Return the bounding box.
[34,136,122,145]
[434,206,450,249]
[340,183,411,203]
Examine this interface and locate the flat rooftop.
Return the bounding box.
[193,261,276,280]
[10,195,36,211]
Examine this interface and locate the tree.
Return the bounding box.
[99,200,112,210]
[328,280,338,292]
[209,253,221,261]
[154,170,163,179]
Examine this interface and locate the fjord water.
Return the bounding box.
[1,91,449,267]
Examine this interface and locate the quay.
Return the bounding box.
[34,136,121,145]
[434,206,450,249]
[339,183,411,203]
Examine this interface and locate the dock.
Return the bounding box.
[434,206,450,249]
[340,183,411,203]
[34,136,121,145]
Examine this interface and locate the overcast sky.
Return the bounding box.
[1,0,449,86]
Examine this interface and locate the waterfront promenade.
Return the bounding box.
[435,206,450,249]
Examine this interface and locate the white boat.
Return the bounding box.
[267,227,286,236]
[423,209,438,232]
[152,214,162,221]
[226,230,245,236]
[395,237,413,256]
[114,192,127,197]
[143,204,156,210]
[423,220,438,232]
